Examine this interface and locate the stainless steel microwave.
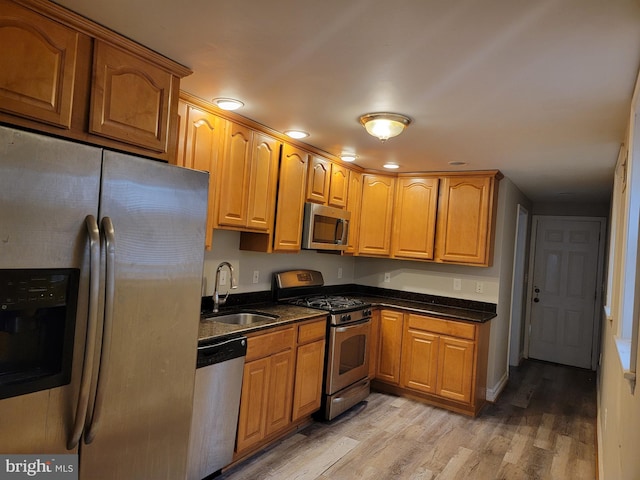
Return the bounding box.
[302,203,350,251]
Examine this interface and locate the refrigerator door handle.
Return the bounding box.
[68,215,101,450]
[85,216,116,444]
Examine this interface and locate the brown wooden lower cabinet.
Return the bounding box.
[234,318,326,461]
[291,338,325,421]
[374,309,490,416]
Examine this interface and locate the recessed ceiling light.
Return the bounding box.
[212,98,244,111]
[383,163,400,170]
[448,161,468,166]
[284,130,309,139]
[341,154,357,162]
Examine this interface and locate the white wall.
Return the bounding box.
[598,72,640,480]
[202,230,356,295]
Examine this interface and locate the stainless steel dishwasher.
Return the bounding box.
[188,336,247,480]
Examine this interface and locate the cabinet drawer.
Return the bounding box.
[297,319,326,344]
[406,314,475,340]
[246,327,295,361]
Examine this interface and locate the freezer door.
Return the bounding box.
[0,126,102,453]
[79,151,208,480]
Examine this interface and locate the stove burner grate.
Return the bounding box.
[289,295,368,311]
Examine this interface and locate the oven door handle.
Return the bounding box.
[334,318,370,332]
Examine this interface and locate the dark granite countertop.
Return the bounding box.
[354,296,496,323]
[198,304,327,343]
[198,288,496,343]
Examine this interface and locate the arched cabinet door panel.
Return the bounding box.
[0,0,79,128]
[90,40,173,153]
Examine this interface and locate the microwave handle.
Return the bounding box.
[336,219,349,245]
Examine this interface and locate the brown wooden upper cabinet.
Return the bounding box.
[358,174,396,256]
[89,41,174,153]
[0,0,190,161]
[0,0,79,129]
[174,101,226,249]
[272,143,309,252]
[391,176,439,260]
[306,155,331,204]
[435,172,501,266]
[306,155,349,208]
[345,170,363,254]
[328,163,349,208]
[216,122,281,233]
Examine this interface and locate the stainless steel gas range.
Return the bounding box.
[273,270,372,420]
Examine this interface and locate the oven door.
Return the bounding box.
[326,318,370,395]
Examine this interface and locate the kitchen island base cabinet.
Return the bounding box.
[233,318,327,464]
[373,310,490,417]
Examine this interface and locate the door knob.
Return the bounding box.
[533,286,540,303]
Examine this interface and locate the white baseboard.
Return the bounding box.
[486,371,509,402]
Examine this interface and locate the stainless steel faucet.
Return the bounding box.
[212,261,238,313]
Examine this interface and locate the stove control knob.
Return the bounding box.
[341,314,348,323]
[347,314,352,322]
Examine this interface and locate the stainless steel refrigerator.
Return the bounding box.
[0,125,208,480]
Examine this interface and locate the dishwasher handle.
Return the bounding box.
[197,337,247,368]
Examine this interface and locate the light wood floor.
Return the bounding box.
[218,360,597,480]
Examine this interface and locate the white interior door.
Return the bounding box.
[527,217,603,369]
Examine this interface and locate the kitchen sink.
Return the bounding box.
[204,311,279,325]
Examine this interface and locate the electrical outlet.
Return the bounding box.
[384,272,391,283]
[338,267,343,279]
[475,281,483,293]
[453,278,462,291]
[252,270,260,284]
[219,270,227,286]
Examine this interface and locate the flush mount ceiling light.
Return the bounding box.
[212,98,244,111]
[359,112,411,142]
[383,162,400,170]
[340,154,357,162]
[284,130,309,139]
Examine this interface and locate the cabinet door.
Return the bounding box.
[292,339,326,421]
[236,357,270,454]
[376,310,404,384]
[306,155,331,204]
[273,143,308,252]
[436,336,475,404]
[400,328,439,394]
[176,103,225,249]
[0,0,79,128]
[246,133,280,231]
[328,163,349,208]
[435,175,493,265]
[345,171,362,254]
[368,309,380,379]
[265,349,294,436]
[392,177,439,260]
[358,174,395,256]
[217,122,252,228]
[90,41,173,152]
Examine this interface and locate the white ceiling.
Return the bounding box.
[54,0,640,203]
